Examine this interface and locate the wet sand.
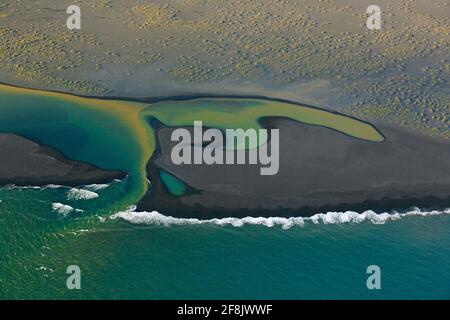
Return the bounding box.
[139,118,450,218]
[0,133,125,187]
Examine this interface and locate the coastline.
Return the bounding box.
[0,133,126,187]
[0,82,449,218]
[138,118,450,218]
[140,155,450,219]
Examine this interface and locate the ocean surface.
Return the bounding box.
[0,85,449,299]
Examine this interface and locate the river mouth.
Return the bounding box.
[1,82,449,221]
[0,83,387,218]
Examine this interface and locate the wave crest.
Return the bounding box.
[52,203,74,215]
[110,207,450,229]
[67,188,99,200]
[83,184,110,191]
[52,203,84,216]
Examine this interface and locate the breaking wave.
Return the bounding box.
[52,203,74,215]
[110,207,450,229]
[2,182,111,191]
[67,188,99,200]
[52,203,84,216]
[82,184,110,191]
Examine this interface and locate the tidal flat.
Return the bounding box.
[0,0,448,139]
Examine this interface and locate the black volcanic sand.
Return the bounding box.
[139,118,450,218]
[0,133,125,187]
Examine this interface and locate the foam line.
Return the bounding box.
[110,207,450,229]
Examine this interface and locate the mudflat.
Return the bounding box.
[139,118,450,217]
[0,133,125,186]
[1,1,448,139]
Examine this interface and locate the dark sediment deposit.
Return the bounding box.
[0,133,125,187]
[138,118,450,218]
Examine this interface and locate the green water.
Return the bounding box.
[0,85,448,299]
[159,169,188,196]
[1,195,449,299]
[0,88,149,213]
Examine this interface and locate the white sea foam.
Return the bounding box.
[82,183,110,191]
[42,184,65,189]
[3,184,65,190]
[110,207,450,229]
[67,188,99,200]
[52,203,84,216]
[3,184,41,190]
[52,203,74,215]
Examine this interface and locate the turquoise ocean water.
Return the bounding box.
[1,189,449,300]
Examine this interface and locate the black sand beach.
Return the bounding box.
[0,84,448,217]
[139,118,450,218]
[0,133,125,187]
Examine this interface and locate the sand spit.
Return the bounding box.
[0,133,125,187]
[139,118,450,218]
